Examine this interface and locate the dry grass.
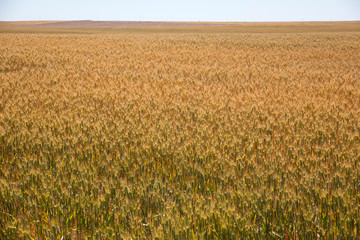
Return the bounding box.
[0,28,359,239]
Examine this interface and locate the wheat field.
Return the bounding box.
[0,28,360,239]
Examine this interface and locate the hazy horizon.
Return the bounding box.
[1,0,359,22]
[2,20,360,23]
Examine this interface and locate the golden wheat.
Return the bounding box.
[0,31,359,239]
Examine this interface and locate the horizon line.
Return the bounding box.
[1,19,360,23]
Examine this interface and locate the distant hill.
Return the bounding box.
[0,20,228,28]
[1,20,359,33]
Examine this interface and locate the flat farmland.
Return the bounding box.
[0,23,360,239]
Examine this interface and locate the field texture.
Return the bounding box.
[0,30,360,239]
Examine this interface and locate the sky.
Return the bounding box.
[0,0,359,22]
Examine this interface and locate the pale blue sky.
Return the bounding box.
[0,0,359,22]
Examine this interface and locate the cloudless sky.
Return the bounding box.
[0,0,359,22]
